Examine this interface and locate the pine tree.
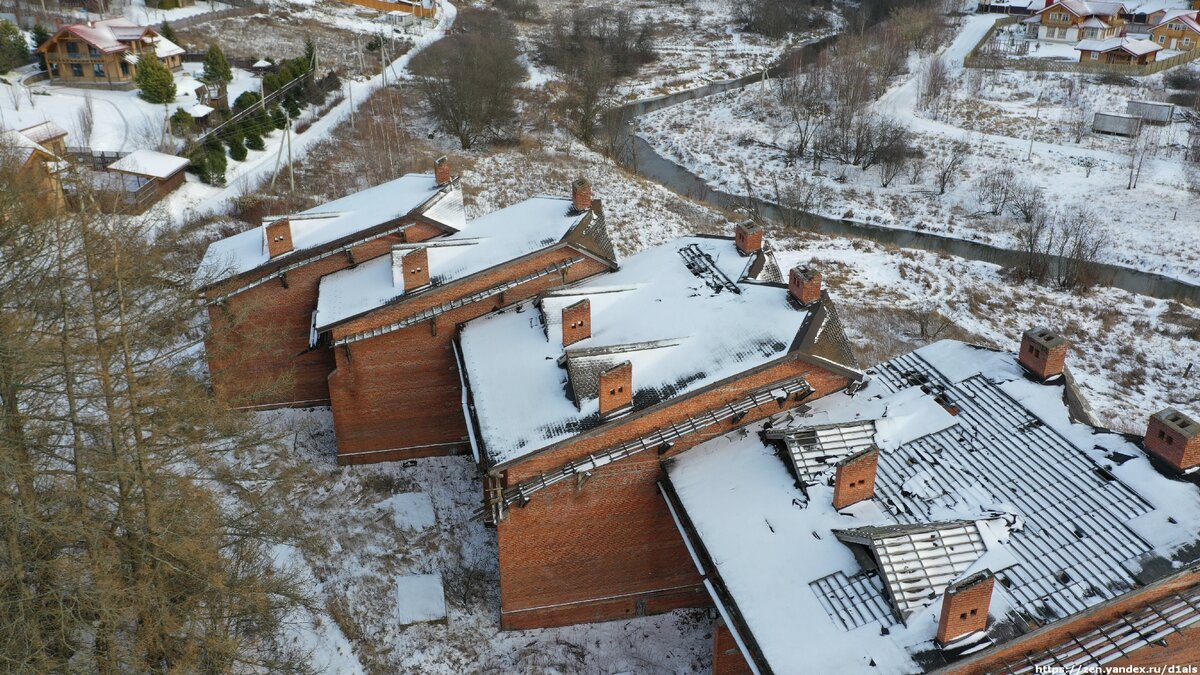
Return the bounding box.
[158,21,177,45]
[202,42,233,85]
[135,55,176,104]
[227,135,247,161]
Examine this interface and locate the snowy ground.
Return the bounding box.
[636,12,1200,284]
[518,0,839,101]
[257,408,713,674]
[4,62,263,152]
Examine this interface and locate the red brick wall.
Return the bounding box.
[496,357,851,629]
[328,248,611,464]
[946,572,1200,673]
[713,619,753,675]
[598,361,633,417]
[562,298,591,347]
[204,220,444,408]
[1145,413,1200,471]
[937,574,993,645]
[1018,335,1068,380]
[833,446,879,510]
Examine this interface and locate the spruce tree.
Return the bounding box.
[158,21,177,45]
[202,42,233,85]
[135,55,176,104]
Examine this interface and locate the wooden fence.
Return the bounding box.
[334,0,435,18]
[963,14,1200,75]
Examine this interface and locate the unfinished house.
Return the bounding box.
[458,229,863,629]
[314,180,617,464]
[662,334,1200,673]
[195,159,465,408]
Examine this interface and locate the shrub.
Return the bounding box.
[0,20,31,73]
[1165,68,1200,91]
[233,90,262,111]
[170,107,195,135]
[227,136,247,161]
[270,105,288,129]
[244,132,265,151]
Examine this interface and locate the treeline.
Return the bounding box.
[0,155,311,671]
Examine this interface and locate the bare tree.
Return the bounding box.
[1007,182,1045,224]
[918,56,950,117]
[973,167,1016,216]
[933,140,970,195]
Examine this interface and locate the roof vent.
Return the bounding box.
[392,246,430,292]
[598,361,632,418]
[1017,327,1069,381]
[936,571,994,647]
[562,299,591,347]
[264,218,293,258]
[788,266,822,306]
[571,178,592,215]
[833,445,879,510]
[734,220,763,256]
[1144,407,1200,471]
[434,155,452,187]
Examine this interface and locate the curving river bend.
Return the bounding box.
[609,39,1200,304]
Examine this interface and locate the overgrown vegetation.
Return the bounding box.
[409,8,525,149]
[734,0,832,39]
[0,20,31,73]
[0,153,312,671]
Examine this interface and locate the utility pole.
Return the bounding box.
[1027,93,1042,161]
[348,80,354,129]
[286,121,295,196]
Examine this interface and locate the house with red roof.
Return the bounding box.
[38,19,183,89]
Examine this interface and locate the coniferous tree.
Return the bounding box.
[202,42,233,86]
[135,55,176,103]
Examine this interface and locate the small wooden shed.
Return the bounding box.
[103,149,189,214]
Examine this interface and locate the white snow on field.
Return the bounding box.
[375,493,435,531]
[394,573,447,625]
[636,12,1200,283]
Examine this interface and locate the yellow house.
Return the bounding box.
[38,19,183,89]
[1025,0,1127,42]
[0,128,67,214]
[1150,10,1200,51]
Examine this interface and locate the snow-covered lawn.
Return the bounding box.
[636,12,1200,283]
[518,0,839,101]
[258,408,713,674]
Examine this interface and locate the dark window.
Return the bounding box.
[93,63,105,77]
[88,46,100,58]
[70,63,83,77]
[970,608,978,616]
[120,62,129,77]
[959,613,967,621]
[66,42,79,54]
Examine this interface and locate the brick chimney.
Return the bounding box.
[562,299,591,347]
[599,361,632,418]
[571,178,592,214]
[264,218,293,258]
[832,446,879,510]
[789,266,822,306]
[1017,327,1069,381]
[735,220,763,256]
[936,572,994,647]
[1144,408,1200,471]
[434,156,452,186]
[392,247,430,292]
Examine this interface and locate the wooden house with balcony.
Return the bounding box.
[38,19,183,89]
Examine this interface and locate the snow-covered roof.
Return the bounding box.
[1153,8,1200,30]
[107,149,189,179]
[1076,36,1163,53]
[461,235,855,467]
[1079,15,1113,26]
[186,103,216,118]
[195,173,463,288]
[152,35,184,59]
[1039,0,1127,16]
[314,196,587,331]
[0,129,53,164]
[18,121,67,144]
[50,18,150,54]
[1094,111,1143,135]
[665,340,1200,675]
[252,59,273,68]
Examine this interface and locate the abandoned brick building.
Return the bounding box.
[661,332,1200,674]
[195,160,465,408]
[457,228,863,629]
[313,180,617,464]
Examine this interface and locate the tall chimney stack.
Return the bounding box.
[936,572,994,647]
[832,446,879,510]
[571,178,592,214]
[735,220,763,256]
[562,299,591,347]
[1018,327,1069,381]
[599,361,632,418]
[789,266,822,306]
[434,156,452,186]
[1144,408,1200,472]
[264,218,293,258]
